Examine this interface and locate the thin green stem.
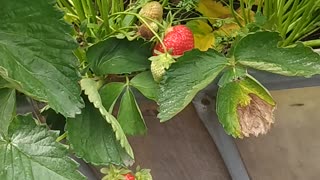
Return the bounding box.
[229,0,243,27]
[280,0,299,37]
[56,132,67,142]
[72,0,86,21]
[239,0,248,24]
[60,0,77,15]
[277,0,284,28]
[263,0,269,17]
[282,1,314,46]
[101,0,110,33]
[303,39,320,47]
[80,0,90,18]
[86,0,97,23]
[112,12,166,51]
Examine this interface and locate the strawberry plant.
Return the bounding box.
[0,0,319,179]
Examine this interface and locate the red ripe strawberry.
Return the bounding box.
[153,25,194,56]
[123,173,135,180]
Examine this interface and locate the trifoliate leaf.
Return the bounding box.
[67,98,133,166]
[80,78,134,159]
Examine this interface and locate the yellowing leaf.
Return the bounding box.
[186,20,215,51]
[217,22,240,37]
[196,0,231,22]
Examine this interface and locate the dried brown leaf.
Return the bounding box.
[237,93,275,137]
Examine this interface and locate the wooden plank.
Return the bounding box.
[235,86,320,180]
[129,101,230,180]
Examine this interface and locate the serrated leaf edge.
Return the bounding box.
[80,78,134,159]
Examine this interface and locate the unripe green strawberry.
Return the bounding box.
[149,53,175,82]
[150,60,166,82]
[153,25,194,56]
[139,1,163,22]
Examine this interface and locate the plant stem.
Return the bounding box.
[257,0,262,13]
[303,39,320,47]
[282,0,314,46]
[59,0,77,15]
[86,0,97,23]
[56,132,67,142]
[239,0,248,24]
[101,0,111,33]
[229,0,243,27]
[280,0,299,37]
[72,0,86,21]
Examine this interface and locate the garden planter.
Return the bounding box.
[2,0,320,179]
[192,49,320,180]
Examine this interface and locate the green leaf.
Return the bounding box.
[216,75,276,138]
[67,98,133,166]
[158,49,228,122]
[0,88,15,135]
[80,78,134,159]
[87,38,152,75]
[234,31,320,77]
[130,71,159,101]
[218,66,247,87]
[0,0,84,117]
[100,82,126,112]
[0,115,85,180]
[118,88,147,135]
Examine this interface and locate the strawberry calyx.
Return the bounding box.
[149,52,175,82]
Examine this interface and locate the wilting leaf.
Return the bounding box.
[216,75,276,138]
[186,20,215,51]
[237,93,275,137]
[196,0,231,22]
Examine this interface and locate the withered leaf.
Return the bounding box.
[237,93,275,137]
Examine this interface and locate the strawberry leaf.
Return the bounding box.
[87,38,152,75]
[234,31,320,77]
[216,75,276,138]
[158,49,228,122]
[0,115,85,180]
[67,98,133,166]
[117,88,147,136]
[0,88,15,135]
[130,71,159,102]
[100,82,126,112]
[0,0,84,118]
[80,78,134,159]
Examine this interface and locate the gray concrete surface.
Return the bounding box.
[236,86,320,180]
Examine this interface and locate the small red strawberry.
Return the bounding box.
[123,173,135,180]
[153,25,194,56]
